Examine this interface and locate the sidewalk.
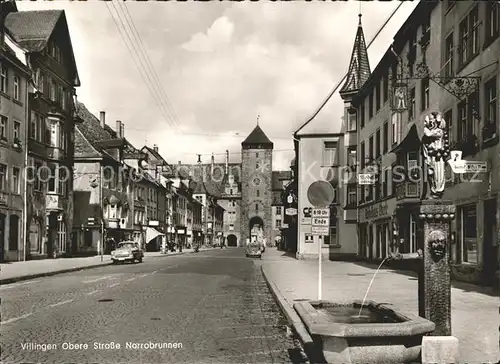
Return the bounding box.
[261,248,499,364]
[0,247,215,285]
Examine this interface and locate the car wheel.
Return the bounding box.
[138,257,143,263]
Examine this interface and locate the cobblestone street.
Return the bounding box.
[1,249,306,364]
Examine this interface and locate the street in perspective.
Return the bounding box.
[1,0,499,363]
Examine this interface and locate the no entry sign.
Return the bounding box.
[307,180,335,208]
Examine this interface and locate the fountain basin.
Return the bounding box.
[294,300,435,364]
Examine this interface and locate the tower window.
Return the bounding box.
[255,203,258,211]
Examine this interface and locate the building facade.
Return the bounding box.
[271,171,291,247]
[73,107,131,255]
[290,16,364,260]
[0,2,31,261]
[6,9,81,259]
[347,2,442,262]
[240,125,273,246]
[141,145,170,251]
[438,0,499,287]
[346,0,499,287]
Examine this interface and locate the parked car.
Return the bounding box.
[245,241,262,259]
[111,241,144,264]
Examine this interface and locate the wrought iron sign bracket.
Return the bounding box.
[391,56,481,117]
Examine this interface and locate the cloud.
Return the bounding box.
[181,16,234,52]
[16,1,418,170]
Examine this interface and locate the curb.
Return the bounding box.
[260,265,320,363]
[0,262,113,285]
[0,248,217,285]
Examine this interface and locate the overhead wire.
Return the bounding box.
[117,1,186,132]
[105,1,181,134]
[295,1,406,135]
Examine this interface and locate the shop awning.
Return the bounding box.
[146,227,165,243]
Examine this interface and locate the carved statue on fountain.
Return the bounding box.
[422,112,451,199]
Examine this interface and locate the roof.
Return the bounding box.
[339,15,371,96]
[241,125,273,148]
[171,163,242,198]
[272,171,291,190]
[142,146,167,164]
[5,10,80,86]
[5,10,62,46]
[74,102,117,159]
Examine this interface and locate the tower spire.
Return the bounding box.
[339,13,371,97]
[257,114,260,126]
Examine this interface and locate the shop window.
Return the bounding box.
[84,230,93,247]
[460,204,477,264]
[9,215,19,251]
[29,220,42,254]
[57,221,67,253]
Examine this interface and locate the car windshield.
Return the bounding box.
[118,242,136,249]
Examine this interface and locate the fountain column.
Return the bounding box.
[418,201,455,336]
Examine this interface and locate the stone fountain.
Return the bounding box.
[294,112,459,364]
[294,300,434,363]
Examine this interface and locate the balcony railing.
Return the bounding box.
[395,182,420,200]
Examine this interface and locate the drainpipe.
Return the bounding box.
[22,73,30,261]
[99,164,104,261]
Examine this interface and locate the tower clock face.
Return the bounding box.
[252,177,261,186]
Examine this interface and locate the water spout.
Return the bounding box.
[358,257,388,317]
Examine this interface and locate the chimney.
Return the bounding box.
[116,120,121,138]
[225,150,229,174]
[120,123,124,138]
[100,111,105,128]
[153,144,158,153]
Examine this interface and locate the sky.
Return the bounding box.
[18,0,418,170]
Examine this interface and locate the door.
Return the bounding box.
[375,224,381,258]
[483,199,498,286]
[0,214,5,261]
[368,224,373,259]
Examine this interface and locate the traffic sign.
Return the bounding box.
[312,208,330,219]
[311,226,329,235]
[307,181,335,207]
[312,217,329,226]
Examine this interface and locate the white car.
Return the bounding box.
[111,241,144,264]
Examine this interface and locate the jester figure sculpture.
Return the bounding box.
[422,112,451,199]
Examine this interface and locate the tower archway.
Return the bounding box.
[227,234,237,247]
[249,216,264,242]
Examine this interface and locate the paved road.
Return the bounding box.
[1,248,307,364]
